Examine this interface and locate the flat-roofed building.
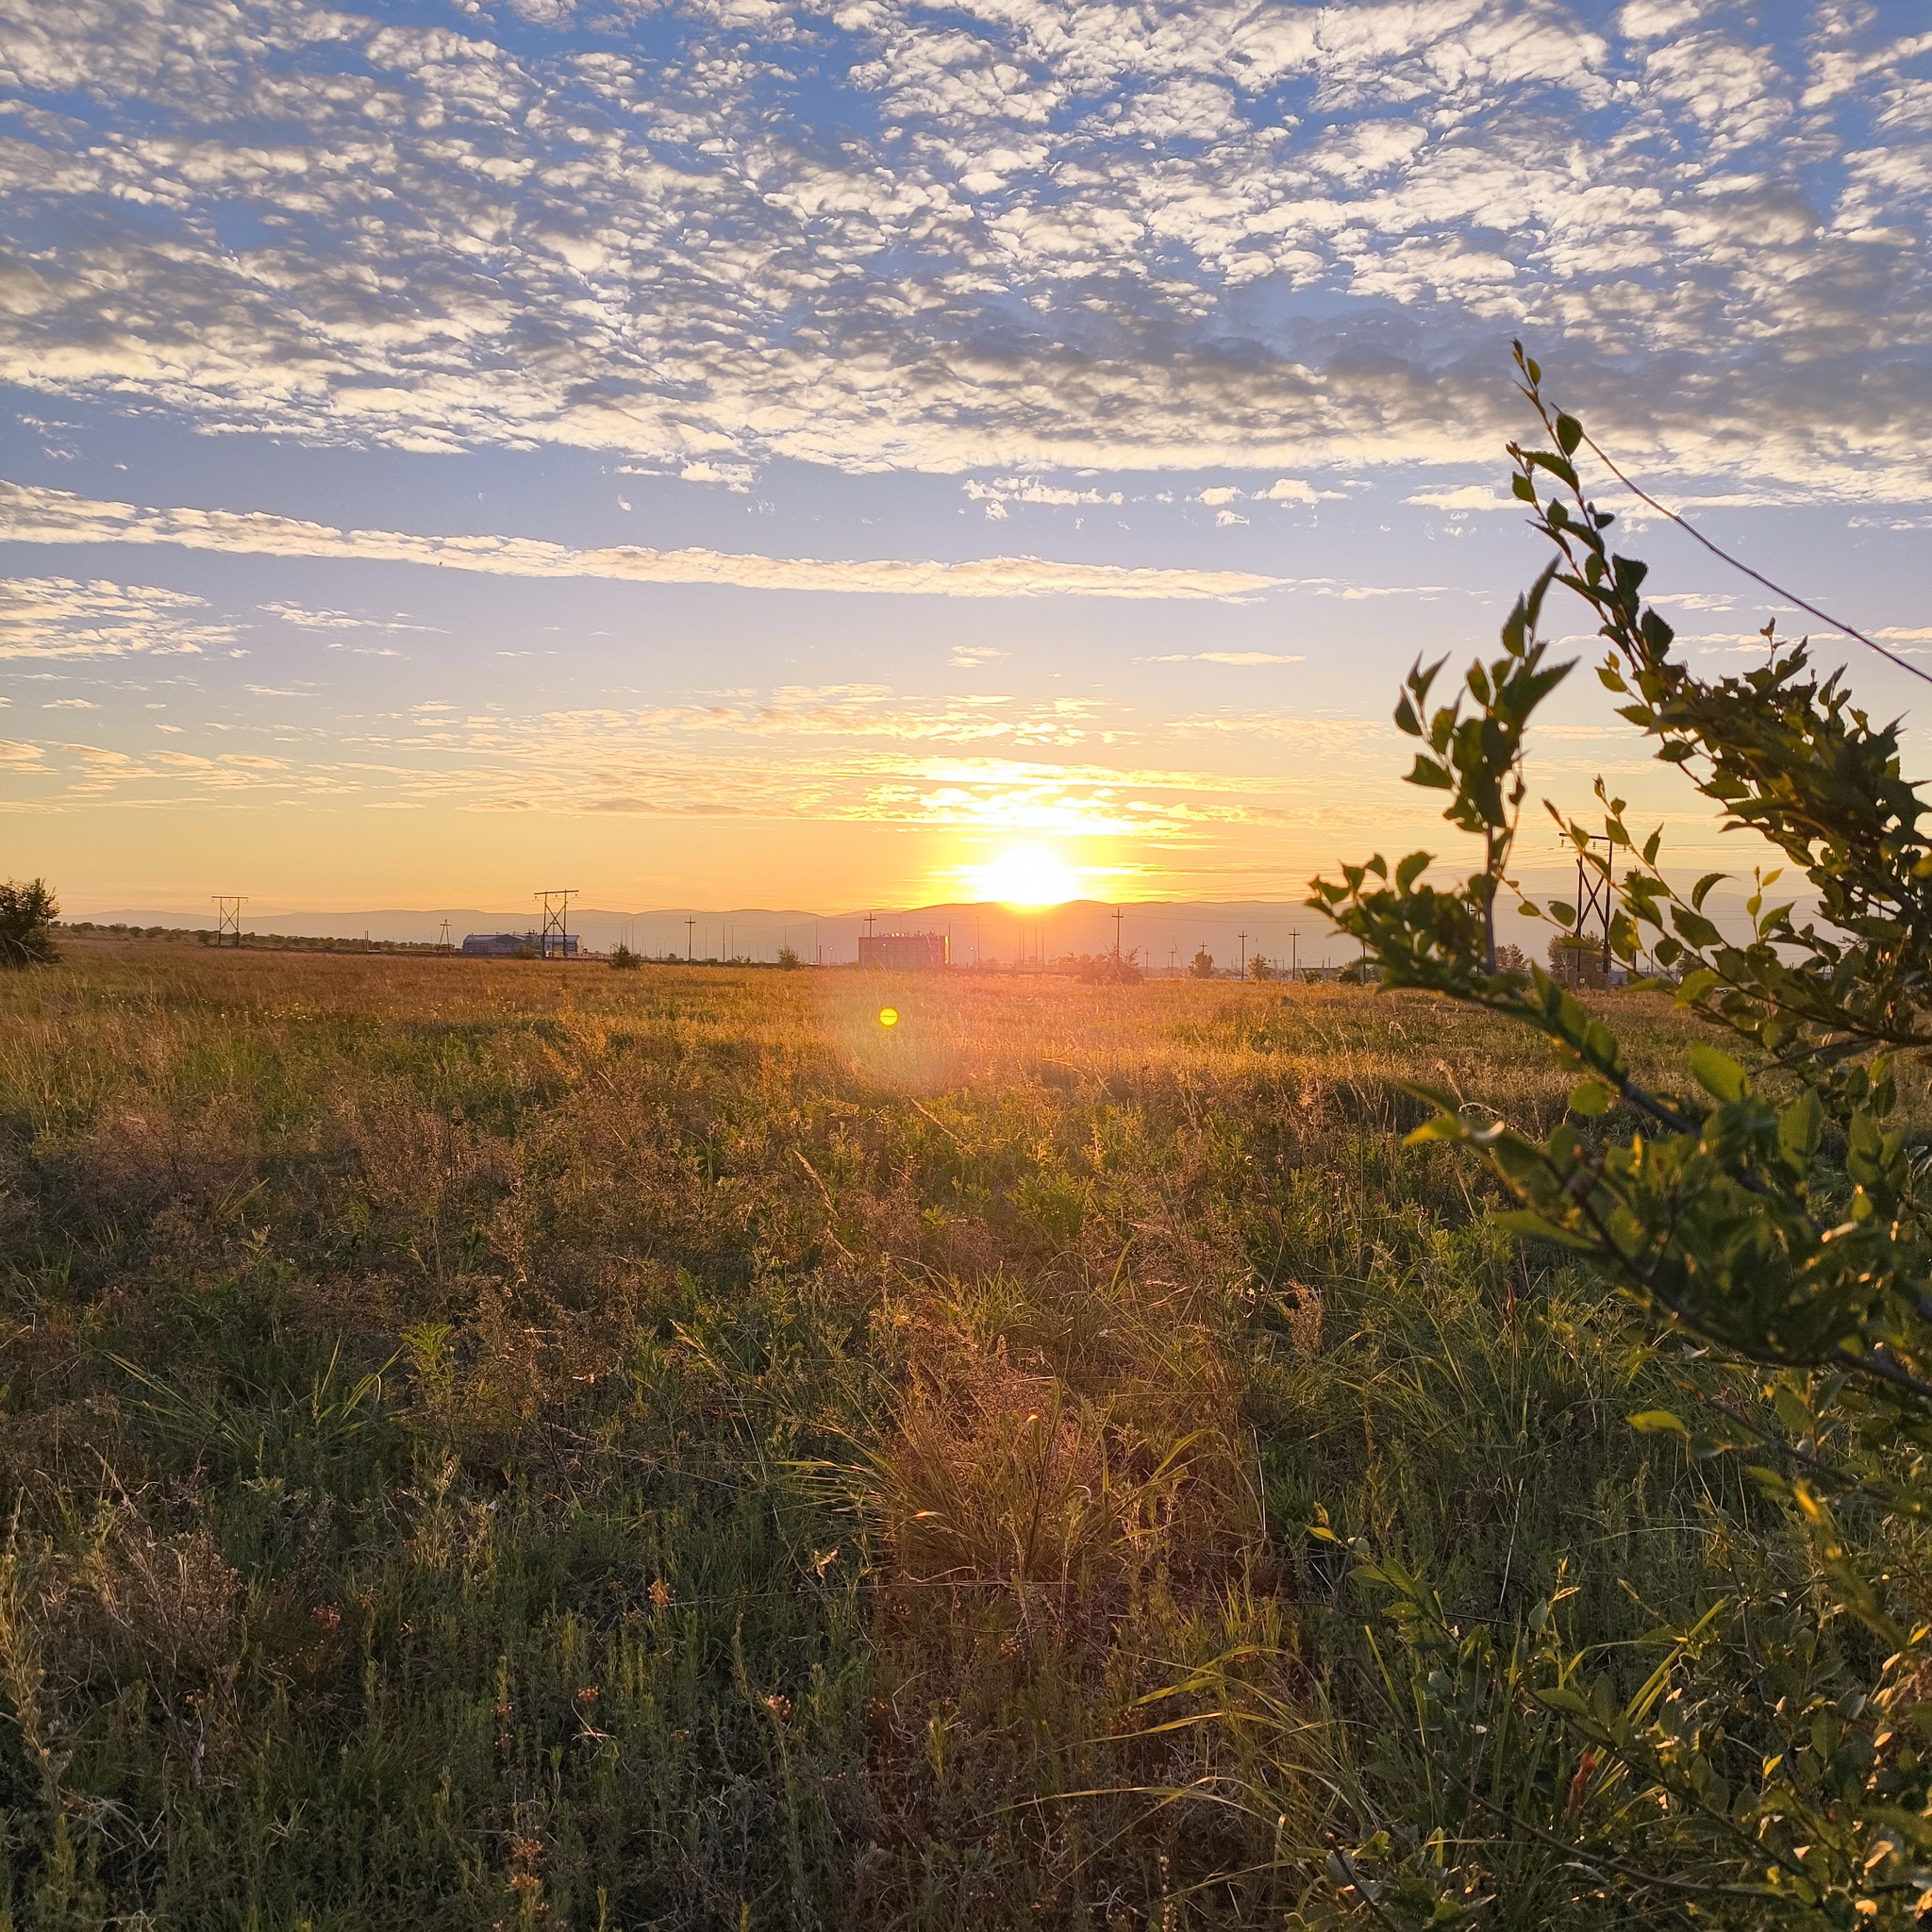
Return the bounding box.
[858,931,947,970]
[461,931,579,958]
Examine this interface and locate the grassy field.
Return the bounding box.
[0,942,1763,1928]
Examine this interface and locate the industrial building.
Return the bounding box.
[858,931,947,970]
[461,931,580,958]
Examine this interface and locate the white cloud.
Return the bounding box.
[962,477,1125,509]
[0,480,1286,602]
[1253,479,1338,506]
[1199,479,1342,513]
[1150,651,1305,664]
[0,575,234,659]
[679,461,757,491]
[1405,484,1516,511]
[258,601,437,633]
[0,0,1922,494]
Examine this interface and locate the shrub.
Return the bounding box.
[608,942,641,971]
[775,944,801,969]
[1309,342,1932,1923]
[0,878,58,969]
[1189,946,1215,979]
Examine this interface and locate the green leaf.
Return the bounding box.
[1493,1209,1598,1253]
[1776,1090,1823,1167]
[1568,1079,1612,1117]
[1534,1686,1591,1716]
[1688,1043,1748,1104]
[1554,412,1583,457]
[1406,756,1454,791]
[1669,905,1722,950]
[1626,1409,1690,1441]
[1395,852,1432,892]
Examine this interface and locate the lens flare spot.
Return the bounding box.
[877,1006,899,1028]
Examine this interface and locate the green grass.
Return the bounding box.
[0,943,1783,1927]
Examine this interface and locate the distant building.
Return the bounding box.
[858,931,948,970]
[462,931,580,958]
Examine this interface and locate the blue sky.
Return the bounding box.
[1,0,1928,915]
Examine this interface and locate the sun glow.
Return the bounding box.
[966,845,1080,907]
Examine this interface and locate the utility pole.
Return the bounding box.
[439,918,453,953]
[1574,834,1615,987]
[1290,926,1300,978]
[684,915,695,963]
[212,896,246,948]
[1238,929,1248,981]
[535,889,575,961]
[1169,941,1177,977]
[1111,906,1124,961]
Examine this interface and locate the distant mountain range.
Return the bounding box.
[72,900,1355,973]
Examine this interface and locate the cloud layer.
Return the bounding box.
[0,0,1928,491]
[0,480,1283,599]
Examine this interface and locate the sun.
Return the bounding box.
[967,845,1079,907]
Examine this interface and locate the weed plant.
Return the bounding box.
[0,944,1752,1927]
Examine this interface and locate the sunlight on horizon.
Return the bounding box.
[961,845,1081,908]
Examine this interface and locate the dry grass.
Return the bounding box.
[0,941,1733,1929]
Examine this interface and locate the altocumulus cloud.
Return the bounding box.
[0,0,1925,494]
[0,574,236,658]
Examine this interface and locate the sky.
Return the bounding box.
[1,0,1928,920]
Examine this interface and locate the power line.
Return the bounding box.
[1578,427,1932,690]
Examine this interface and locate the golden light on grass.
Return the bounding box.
[965,844,1079,907]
